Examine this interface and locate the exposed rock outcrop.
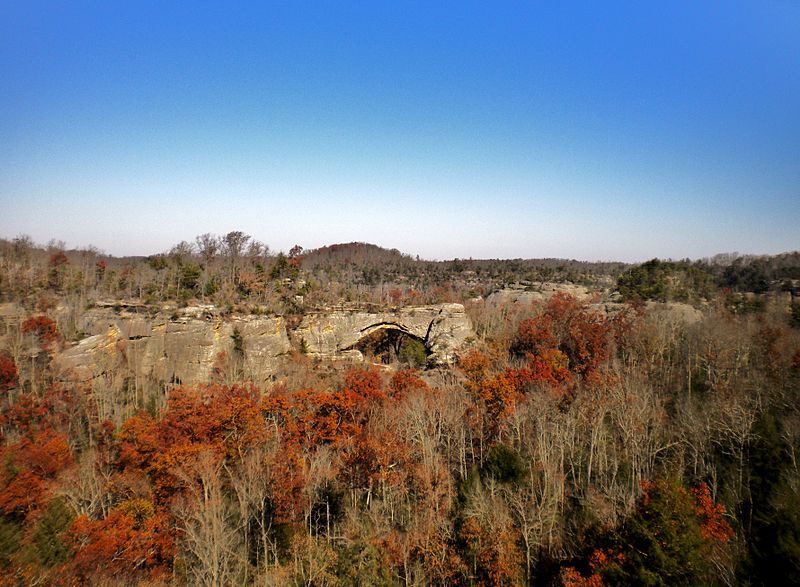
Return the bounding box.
[644,301,704,324]
[54,302,475,385]
[294,303,474,365]
[485,282,593,307]
[6,294,710,390]
[57,306,291,384]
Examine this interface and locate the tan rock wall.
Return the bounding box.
[54,302,475,385]
[294,303,474,364]
[57,307,291,385]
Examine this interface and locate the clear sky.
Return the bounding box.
[1,1,798,262]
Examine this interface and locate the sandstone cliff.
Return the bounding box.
[51,302,474,386]
[57,305,291,385]
[294,303,475,365]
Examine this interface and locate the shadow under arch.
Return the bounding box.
[344,322,430,367]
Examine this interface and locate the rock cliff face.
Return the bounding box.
[57,305,291,385]
[485,283,593,306]
[294,303,475,365]
[53,302,475,385]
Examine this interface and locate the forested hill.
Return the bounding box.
[3,234,796,313]
[302,241,628,280]
[2,236,630,311]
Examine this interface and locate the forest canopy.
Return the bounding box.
[0,235,799,585]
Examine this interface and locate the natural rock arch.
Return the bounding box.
[345,323,430,367]
[294,303,474,365]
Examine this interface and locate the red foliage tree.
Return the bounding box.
[692,482,734,543]
[2,392,49,435]
[341,428,409,498]
[511,293,614,385]
[387,288,403,304]
[117,413,160,470]
[0,355,17,394]
[21,428,73,477]
[459,515,523,586]
[0,468,46,517]
[21,315,61,352]
[269,444,306,524]
[66,501,174,583]
[95,259,107,282]
[0,428,72,518]
[460,349,493,394]
[307,388,364,445]
[388,368,429,400]
[118,384,267,501]
[478,370,524,433]
[47,251,70,289]
[560,566,605,587]
[288,244,305,268]
[342,366,384,402]
[48,251,68,268]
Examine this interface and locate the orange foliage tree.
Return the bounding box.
[66,500,174,583]
[0,355,17,394]
[0,428,73,518]
[512,293,615,385]
[21,315,61,352]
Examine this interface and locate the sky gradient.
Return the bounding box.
[1,1,798,262]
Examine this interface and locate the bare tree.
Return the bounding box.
[195,233,219,264]
[228,444,278,576]
[195,233,219,300]
[174,450,243,586]
[58,448,113,518]
[170,240,195,261]
[221,231,251,286]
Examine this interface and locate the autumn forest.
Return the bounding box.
[1,235,799,586]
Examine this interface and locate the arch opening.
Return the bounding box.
[346,325,430,368]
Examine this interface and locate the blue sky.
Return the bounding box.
[1,1,798,261]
